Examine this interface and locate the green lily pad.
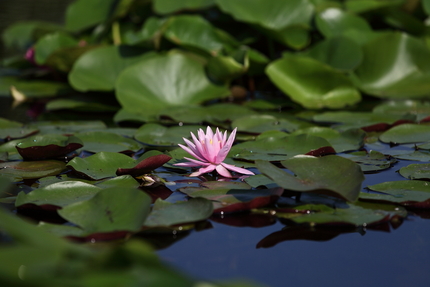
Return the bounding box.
[313,111,409,126]
[115,51,230,117]
[153,0,215,14]
[216,0,313,30]
[0,127,39,141]
[256,155,364,202]
[393,150,430,162]
[399,163,430,180]
[31,120,106,134]
[230,134,334,161]
[342,150,397,172]
[46,99,119,112]
[379,124,430,144]
[67,152,136,180]
[34,32,78,65]
[15,134,83,160]
[65,0,117,31]
[134,123,204,148]
[69,45,154,92]
[232,114,315,134]
[74,131,142,153]
[363,180,430,208]
[0,160,66,180]
[58,187,151,233]
[351,32,430,98]
[266,54,361,109]
[372,100,430,121]
[180,186,284,213]
[0,76,69,98]
[144,198,213,227]
[291,127,365,152]
[15,181,101,208]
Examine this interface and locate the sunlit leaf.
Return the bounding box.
[379,124,430,144]
[34,32,78,65]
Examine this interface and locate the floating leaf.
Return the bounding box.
[74,131,142,153]
[232,114,314,134]
[0,77,69,98]
[180,187,283,213]
[67,152,136,180]
[15,181,101,208]
[0,127,39,141]
[153,0,215,14]
[266,54,361,109]
[0,160,66,180]
[399,163,430,180]
[69,46,154,91]
[34,32,78,65]
[116,51,230,116]
[15,134,83,160]
[46,99,119,113]
[363,180,430,208]
[58,187,151,233]
[393,150,430,162]
[65,0,117,31]
[342,150,397,172]
[31,120,106,134]
[291,127,365,152]
[379,124,430,144]
[144,198,213,227]
[117,154,172,177]
[256,155,364,202]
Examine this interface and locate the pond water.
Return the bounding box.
[155,158,430,287]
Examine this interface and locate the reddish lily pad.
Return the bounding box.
[256,155,364,202]
[0,160,66,180]
[15,134,83,160]
[117,154,172,177]
[58,187,151,233]
[15,181,101,208]
[179,187,283,214]
[363,180,430,209]
[67,152,136,180]
[399,163,430,180]
[144,198,213,227]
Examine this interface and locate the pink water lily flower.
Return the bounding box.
[174,127,255,178]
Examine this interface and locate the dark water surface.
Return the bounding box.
[157,159,430,287]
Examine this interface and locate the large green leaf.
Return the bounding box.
[67,152,136,180]
[153,0,215,14]
[65,0,117,31]
[0,77,69,98]
[144,198,213,227]
[266,54,361,109]
[15,181,101,208]
[115,51,230,116]
[351,32,430,98]
[74,131,142,153]
[256,155,364,202]
[58,187,151,233]
[216,0,314,30]
[0,160,66,180]
[69,46,154,91]
[232,114,315,134]
[34,32,78,65]
[399,163,430,180]
[379,124,430,144]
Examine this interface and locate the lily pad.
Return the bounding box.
[291,127,365,152]
[0,160,66,180]
[15,181,101,208]
[399,163,430,180]
[134,123,204,148]
[58,187,151,233]
[31,120,106,134]
[379,124,430,144]
[266,54,361,109]
[67,152,136,180]
[342,150,397,172]
[256,155,364,202]
[144,198,213,227]
[69,45,154,92]
[180,186,283,213]
[0,77,69,98]
[393,150,430,162]
[117,154,172,177]
[153,0,215,14]
[0,127,39,141]
[363,180,430,208]
[34,32,78,65]
[15,134,83,160]
[73,131,142,153]
[232,114,315,134]
[115,51,230,117]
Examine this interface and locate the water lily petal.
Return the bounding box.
[178,143,206,162]
[216,164,233,178]
[183,157,211,166]
[221,162,255,175]
[191,132,208,162]
[190,164,216,177]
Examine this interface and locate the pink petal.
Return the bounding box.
[221,162,255,175]
[206,126,214,139]
[182,157,211,166]
[178,143,206,162]
[190,164,216,177]
[174,162,202,167]
[216,164,232,178]
[225,128,237,150]
[191,132,209,162]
